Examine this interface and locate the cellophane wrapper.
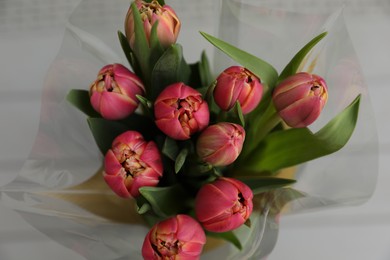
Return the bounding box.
[0,0,378,259]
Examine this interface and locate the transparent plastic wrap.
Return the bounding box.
[0,0,378,259]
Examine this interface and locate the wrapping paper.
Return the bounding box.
[0,0,378,259]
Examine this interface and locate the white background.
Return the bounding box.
[0,0,389,259]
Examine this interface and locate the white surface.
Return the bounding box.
[0,0,389,259]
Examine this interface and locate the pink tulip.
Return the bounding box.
[89,64,145,120]
[142,214,206,260]
[103,131,163,198]
[214,66,263,114]
[154,82,209,140]
[196,122,245,166]
[125,0,181,49]
[195,177,253,233]
[272,72,328,128]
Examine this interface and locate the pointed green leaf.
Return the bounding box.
[237,177,296,195]
[244,218,251,228]
[118,31,134,66]
[87,118,129,154]
[278,32,327,83]
[232,101,245,127]
[245,95,361,172]
[117,31,142,76]
[198,51,213,87]
[137,202,152,214]
[149,21,165,66]
[200,32,278,88]
[206,231,242,250]
[162,137,179,161]
[175,148,189,173]
[136,94,154,118]
[131,2,151,88]
[151,44,191,100]
[66,89,100,117]
[139,185,191,218]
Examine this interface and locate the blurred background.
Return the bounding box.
[0,0,389,259]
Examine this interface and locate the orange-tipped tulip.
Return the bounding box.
[154,82,209,140]
[196,122,245,166]
[142,214,206,260]
[103,131,163,198]
[214,66,263,114]
[125,0,181,49]
[89,64,144,120]
[272,72,328,128]
[195,177,253,233]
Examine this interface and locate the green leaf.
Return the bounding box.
[149,21,165,67]
[231,101,245,127]
[175,148,189,173]
[131,2,151,87]
[136,94,154,118]
[87,118,129,154]
[151,44,191,100]
[245,95,361,172]
[198,51,213,87]
[206,231,242,250]
[144,0,165,4]
[278,32,327,83]
[117,31,133,66]
[139,185,191,218]
[137,202,152,214]
[66,89,100,117]
[200,32,278,88]
[162,137,179,161]
[237,177,296,195]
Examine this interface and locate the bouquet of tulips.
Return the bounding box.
[67,0,360,259]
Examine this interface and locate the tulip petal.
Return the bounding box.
[104,150,123,175]
[103,174,131,198]
[100,92,138,120]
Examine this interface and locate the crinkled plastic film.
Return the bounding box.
[0,0,378,259]
[215,0,378,211]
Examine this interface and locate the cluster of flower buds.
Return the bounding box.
[85,1,330,259]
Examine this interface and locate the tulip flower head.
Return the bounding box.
[89,64,145,120]
[125,0,181,49]
[196,122,245,166]
[214,66,263,114]
[154,82,210,140]
[103,131,163,198]
[195,177,253,233]
[272,72,328,128]
[142,214,206,260]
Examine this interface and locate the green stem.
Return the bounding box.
[238,104,281,163]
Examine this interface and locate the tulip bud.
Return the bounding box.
[272,72,328,128]
[154,82,210,140]
[103,131,163,198]
[89,64,145,120]
[195,177,253,233]
[125,0,181,49]
[142,214,206,260]
[214,66,263,114]
[196,123,245,167]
